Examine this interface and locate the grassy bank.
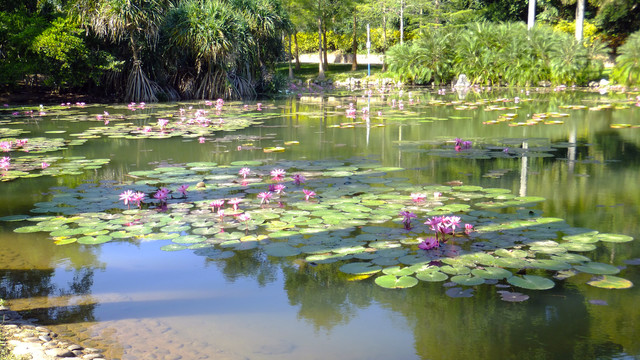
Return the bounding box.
[275,62,384,84]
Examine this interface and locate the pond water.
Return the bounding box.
[1,87,639,360]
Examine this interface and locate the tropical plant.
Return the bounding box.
[70,0,170,102]
[386,27,455,85]
[612,30,640,86]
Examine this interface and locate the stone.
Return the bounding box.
[40,335,53,342]
[45,348,76,357]
[82,354,104,360]
[68,344,84,351]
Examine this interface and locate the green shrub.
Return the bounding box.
[294,28,401,54]
[612,31,640,86]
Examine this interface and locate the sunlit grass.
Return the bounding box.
[275,62,384,83]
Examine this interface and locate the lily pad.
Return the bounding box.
[507,275,555,290]
[574,262,621,275]
[374,275,419,288]
[587,275,633,289]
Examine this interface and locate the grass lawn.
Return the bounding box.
[275,62,385,84]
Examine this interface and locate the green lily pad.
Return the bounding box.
[587,275,633,289]
[415,270,449,282]
[161,244,188,251]
[507,275,555,290]
[450,275,485,286]
[374,275,419,288]
[339,262,382,275]
[471,267,512,280]
[574,262,621,275]
[382,266,414,276]
[594,233,634,243]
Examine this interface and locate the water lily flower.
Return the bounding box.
[157,119,169,129]
[198,137,206,143]
[258,192,273,204]
[292,174,306,185]
[270,168,286,182]
[210,199,225,211]
[119,190,136,208]
[273,184,286,195]
[154,188,170,203]
[443,215,462,232]
[228,198,242,210]
[302,189,316,201]
[218,209,225,221]
[399,211,417,230]
[411,193,427,203]
[418,237,440,250]
[465,223,474,234]
[177,184,189,197]
[239,167,251,178]
[0,142,11,152]
[41,162,50,169]
[238,213,251,223]
[132,192,146,208]
[256,103,263,111]
[1,156,11,170]
[433,192,442,199]
[503,148,509,153]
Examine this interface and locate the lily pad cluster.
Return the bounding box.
[3,158,635,298]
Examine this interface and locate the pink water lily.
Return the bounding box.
[177,184,189,197]
[228,198,242,210]
[418,237,440,250]
[302,189,316,201]
[154,188,170,203]
[292,174,306,185]
[119,190,136,208]
[158,119,169,129]
[198,137,206,143]
[238,213,251,222]
[399,211,417,230]
[132,192,146,208]
[410,193,426,203]
[210,199,225,212]
[239,167,251,178]
[465,223,474,234]
[41,162,50,169]
[273,184,286,195]
[258,192,273,204]
[270,168,286,182]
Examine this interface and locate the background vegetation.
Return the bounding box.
[1,0,639,102]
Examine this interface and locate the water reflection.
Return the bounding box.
[1,89,639,359]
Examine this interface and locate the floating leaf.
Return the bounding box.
[574,262,620,275]
[471,267,512,280]
[445,287,474,298]
[450,275,485,286]
[497,291,529,302]
[375,275,419,288]
[594,233,633,243]
[587,276,633,289]
[339,262,382,275]
[507,275,555,290]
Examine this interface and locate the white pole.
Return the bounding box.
[367,24,371,77]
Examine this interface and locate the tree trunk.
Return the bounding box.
[527,0,536,30]
[400,0,404,45]
[575,0,585,41]
[294,32,301,71]
[351,11,358,71]
[322,23,328,71]
[382,4,387,72]
[287,33,293,79]
[317,16,325,81]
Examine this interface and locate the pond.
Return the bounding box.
[1,87,639,360]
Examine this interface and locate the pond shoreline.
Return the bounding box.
[1,305,107,360]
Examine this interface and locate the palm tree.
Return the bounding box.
[70,0,170,102]
[612,31,640,86]
[166,0,248,99]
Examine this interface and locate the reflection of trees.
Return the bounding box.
[281,262,372,332]
[0,232,103,325]
[206,250,278,287]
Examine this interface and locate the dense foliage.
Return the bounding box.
[385,22,609,86]
[1,0,289,101]
[1,0,640,100]
[612,30,640,86]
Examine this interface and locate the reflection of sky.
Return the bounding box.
[87,240,417,359]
